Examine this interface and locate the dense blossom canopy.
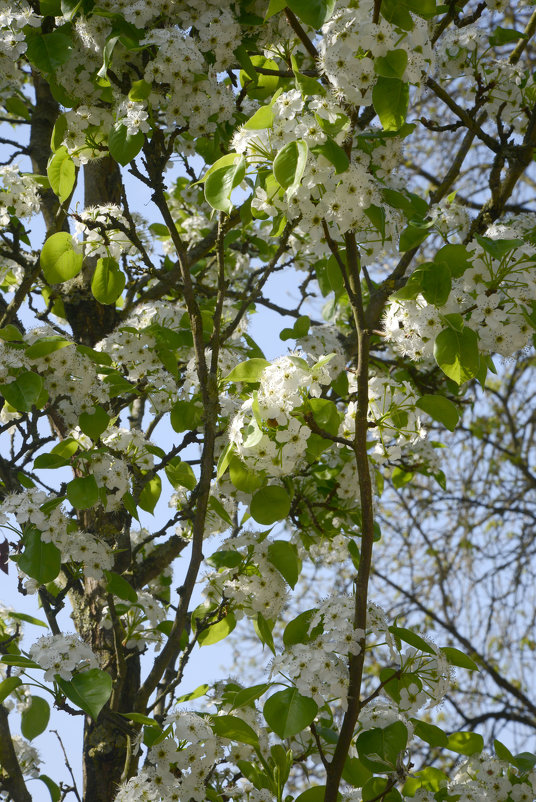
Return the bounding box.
[0,0,535,801]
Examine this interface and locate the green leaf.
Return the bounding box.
[420,261,452,306]
[374,50,408,79]
[170,400,203,433]
[47,147,76,204]
[311,139,349,174]
[263,688,318,738]
[56,668,112,720]
[138,474,162,514]
[108,123,144,166]
[280,314,312,341]
[175,683,210,703]
[208,495,233,527]
[0,655,41,669]
[4,95,31,120]
[273,139,308,193]
[512,752,536,772]
[283,609,320,647]
[50,114,67,152]
[412,718,448,748]
[239,56,280,100]
[121,712,161,727]
[343,757,373,788]
[265,0,287,18]
[104,570,138,603]
[446,731,484,756]
[267,540,301,588]
[286,0,335,28]
[399,224,431,252]
[474,234,523,259]
[225,358,269,383]
[7,612,48,628]
[198,153,243,183]
[494,739,515,763]
[416,395,459,432]
[292,61,326,97]
[205,154,246,214]
[38,775,61,802]
[250,485,291,525]
[40,232,83,284]
[356,721,408,773]
[198,612,237,646]
[403,767,448,797]
[244,105,274,130]
[253,611,276,655]
[1,372,45,412]
[165,457,197,490]
[380,0,436,28]
[66,475,99,509]
[30,452,67,470]
[442,312,464,332]
[16,528,61,584]
[389,625,436,654]
[52,438,79,457]
[121,491,139,521]
[104,371,137,397]
[227,683,271,711]
[79,405,110,441]
[372,77,409,132]
[363,778,403,802]
[295,789,328,802]
[435,243,472,278]
[26,336,72,360]
[21,696,50,740]
[440,646,479,671]
[211,714,260,747]
[128,79,152,101]
[0,677,22,704]
[309,397,342,435]
[0,324,23,341]
[91,257,126,305]
[434,326,480,385]
[489,27,527,46]
[379,668,422,706]
[26,27,73,73]
[364,205,386,239]
[229,456,264,493]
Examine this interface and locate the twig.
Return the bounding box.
[52,730,82,802]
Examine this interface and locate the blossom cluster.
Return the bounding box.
[204,531,289,620]
[29,633,98,681]
[384,231,536,361]
[2,488,114,585]
[0,165,41,227]
[319,0,434,106]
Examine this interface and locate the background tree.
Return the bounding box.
[0,1,536,802]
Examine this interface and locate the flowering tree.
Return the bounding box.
[1,0,536,800]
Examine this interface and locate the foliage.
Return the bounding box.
[0,1,535,801]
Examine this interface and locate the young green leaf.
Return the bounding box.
[47,146,76,204]
[372,77,409,132]
[273,139,308,193]
[56,669,113,720]
[108,123,144,166]
[416,395,459,432]
[250,485,291,525]
[91,257,126,305]
[205,155,246,214]
[40,232,83,284]
[263,688,318,739]
[21,696,50,740]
